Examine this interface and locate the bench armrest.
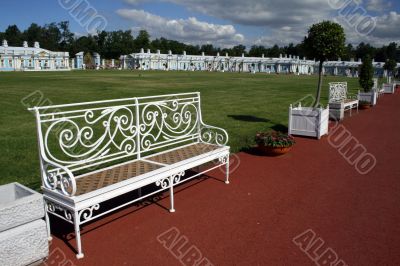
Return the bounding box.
[41,157,77,197]
[200,123,229,146]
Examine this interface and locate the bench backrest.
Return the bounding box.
[329,82,348,103]
[31,93,203,175]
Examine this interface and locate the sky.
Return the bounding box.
[0,0,399,48]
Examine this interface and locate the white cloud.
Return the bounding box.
[116,9,244,46]
[331,10,400,46]
[366,0,392,12]
[167,0,332,27]
[120,0,399,47]
[123,0,149,5]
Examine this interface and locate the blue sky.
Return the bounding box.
[0,0,399,47]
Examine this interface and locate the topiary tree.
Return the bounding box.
[384,59,397,77]
[303,21,346,107]
[359,55,374,92]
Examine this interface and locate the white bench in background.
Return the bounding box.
[329,82,358,120]
[29,92,230,259]
[373,78,385,98]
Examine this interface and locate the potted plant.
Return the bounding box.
[255,131,295,156]
[288,21,345,139]
[384,59,397,82]
[358,55,377,106]
[383,59,397,93]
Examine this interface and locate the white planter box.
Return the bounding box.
[0,183,44,232]
[358,91,377,106]
[289,105,329,139]
[383,83,395,94]
[0,183,48,266]
[0,220,48,266]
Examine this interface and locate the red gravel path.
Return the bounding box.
[46,90,400,266]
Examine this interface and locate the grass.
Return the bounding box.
[0,70,362,190]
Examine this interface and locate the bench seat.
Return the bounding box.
[343,99,358,108]
[73,143,223,196]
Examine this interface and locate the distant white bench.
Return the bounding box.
[329,82,358,116]
[373,78,385,98]
[29,93,230,259]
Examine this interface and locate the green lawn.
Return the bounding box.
[0,70,362,190]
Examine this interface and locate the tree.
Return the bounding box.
[40,23,61,51]
[231,45,246,56]
[58,21,74,51]
[200,44,215,55]
[249,45,267,57]
[135,30,150,50]
[342,44,355,61]
[303,21,346,107]
[4,25,23,46]
[23,23,43,47]
[267,45,282,57]
[355,42,376,60]
[359,56,374,92]
[386,42,397,61]
[384,59,397,77]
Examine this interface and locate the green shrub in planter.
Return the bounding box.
[359,56,374,93]
[358,56,377,105]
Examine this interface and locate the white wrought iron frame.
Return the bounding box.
[329,82,359,116]
[29,92,230,259]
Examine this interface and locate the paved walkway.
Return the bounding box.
[47,90,400,266]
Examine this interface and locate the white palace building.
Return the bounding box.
[0,40,70,71]
[1,39,398,76]
[121,48,398,77]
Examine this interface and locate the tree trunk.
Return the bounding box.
[314,60,324,107]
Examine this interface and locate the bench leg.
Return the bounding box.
[225,156,230,184]
[169,175,175,213]
[44,206,53,241]
[74,211,84,259]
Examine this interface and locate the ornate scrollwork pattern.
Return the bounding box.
[46,201,73,222]
[42,160,77,196]
[200,125,229,146]
[79,204,100,223]
[139,98,199,152]
[329,82,348,102]
[43,106,139,169]
[156,171,185,189]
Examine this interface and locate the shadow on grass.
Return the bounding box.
[227,115,270,123]
[270,124,288,132]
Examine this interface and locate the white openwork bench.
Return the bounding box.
[373,78,385,98]
[29,93,230,259]
[329,82,359,120]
